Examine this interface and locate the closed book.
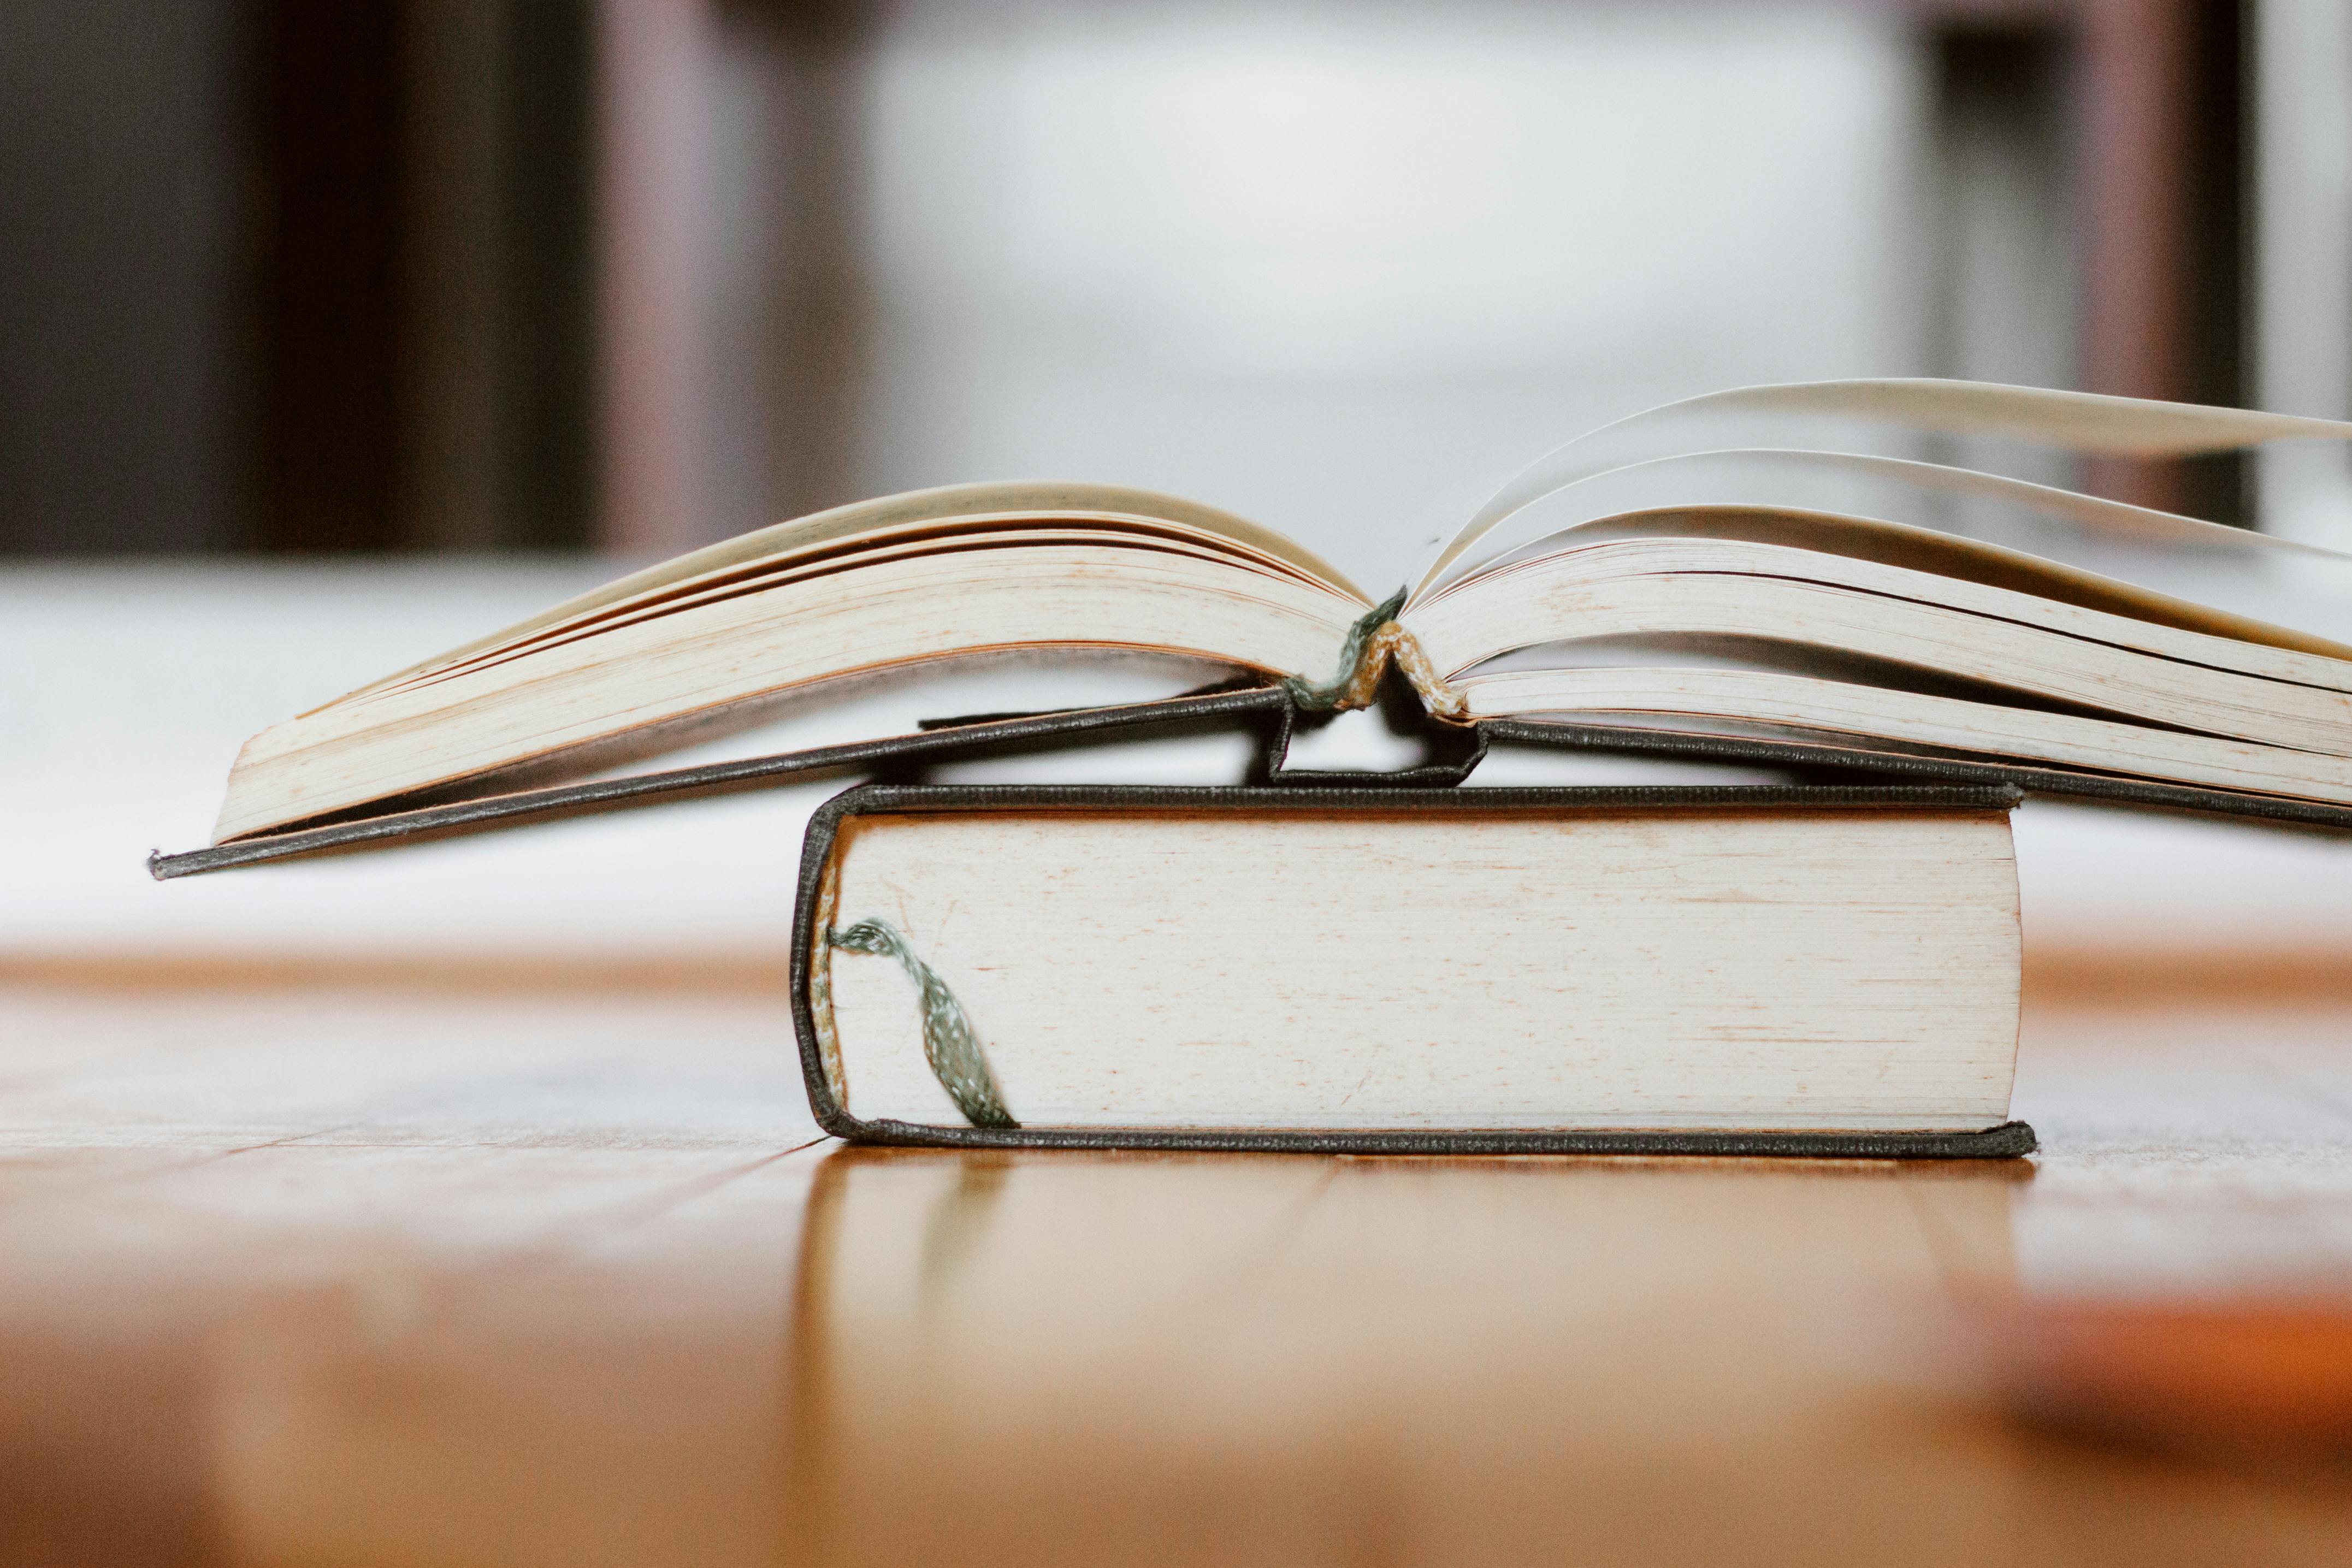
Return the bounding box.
[791,784,2034,1157]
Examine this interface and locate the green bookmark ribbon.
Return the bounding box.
[828,918,1019,1129]
[1283,587,1408,709]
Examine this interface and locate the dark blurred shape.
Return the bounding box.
[1926,20,2077,494]
[1925,0,2247,520]
[749,0,871,535]
[0,0,241,554]
[250,0,598,552]
[2076,0,2248,522]
[0,0,596,557]
[250,4,406,552]
[1964,1292,2352,1457]
[0,1331,224,1568]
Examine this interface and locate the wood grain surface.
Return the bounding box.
[4,983,2351,1566]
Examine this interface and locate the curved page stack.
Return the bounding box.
[199,378,2352,845]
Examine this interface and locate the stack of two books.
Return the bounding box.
[159,381,2352,1158]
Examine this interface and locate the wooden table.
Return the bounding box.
[5,982,2351,1566]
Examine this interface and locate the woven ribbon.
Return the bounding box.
[828,918,1019,1128]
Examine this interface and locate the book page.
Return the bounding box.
[342,483,1369,705]
[1407,566,2352,754]
[365,523,1314,706]
[1420,451,2352,646]
[216,545,1362,841]
[1419,380,2352,635]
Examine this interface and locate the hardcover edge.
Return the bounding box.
[1482,719,2352,835]
[149,687,1298,878]
[785,781,2037,1159]
[150,688,2352,878]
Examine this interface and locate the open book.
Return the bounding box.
[206,380,2352,846]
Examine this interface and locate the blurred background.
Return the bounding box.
[25,0,2352,564]
[7,0,2352,976]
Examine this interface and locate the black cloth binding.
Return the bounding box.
[148,677,2352,880]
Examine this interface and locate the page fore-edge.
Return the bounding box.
[788,781,2038,1159]
[149,682,2352,879]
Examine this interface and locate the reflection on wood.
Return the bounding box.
[3,987,2351,1564]
[789,1147,2027,1566]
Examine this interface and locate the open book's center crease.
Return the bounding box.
[1283,588,1469,720]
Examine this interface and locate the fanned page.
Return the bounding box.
[1380,380,2352,814]
[215,489,1373,842]
[211,382,2352,844]
[338,481,1368,704]
[1417,379,2352,600]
